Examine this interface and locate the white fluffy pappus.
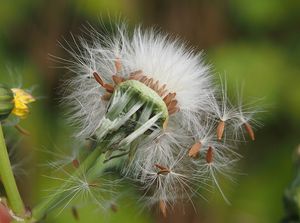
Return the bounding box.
[58,23,261,216]
[60,25,213,137]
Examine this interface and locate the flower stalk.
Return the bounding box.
[0,123,25,216]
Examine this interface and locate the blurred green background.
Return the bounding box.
[0,0,299,222]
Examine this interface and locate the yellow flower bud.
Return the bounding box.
[11,88,35,119]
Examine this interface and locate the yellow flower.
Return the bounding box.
[11,88,35,119]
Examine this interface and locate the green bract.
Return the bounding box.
[118,80,168,120]
[0,84,14,121]
[94,79,169,162]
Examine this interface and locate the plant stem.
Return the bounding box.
[0,123,25,216]
[31,143,107,222]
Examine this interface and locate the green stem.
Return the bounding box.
[0,123,25,216]
[31,143,106,222]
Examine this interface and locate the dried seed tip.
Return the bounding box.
[14,124,30,136]
[72,159,80,168]
[71,206,79,221]
[244,122,255,141]
[159,200,167,218]
[93,72,104,86]
[217,120,225,141]
[114,58,122,73]
[188,142,202,158]
[112,75,124,85]
[206,146,213,163]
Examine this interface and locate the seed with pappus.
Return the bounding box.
[56,24,261,217]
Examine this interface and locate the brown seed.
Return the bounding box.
[159,200,167,218]
[103,83,114,93]
[152,80,159,91]
[93,72,104,86]
[140,76,148,83]
[167,100,178,108]
[160,90,171,99]
[163,93,171,103]
[112,75,124,85]
[88,182,99,188]
[157,84,166,95]
[168,107,178,115]
[143,78,149,85]
[148,78,154,87]
[160,90,168,97]
[206,146,213,163]
[71,206,79,221]
[188,142,202,158]
[163,93,176,105]
[115,58,122,73]
[72,159,80,168]
[216,120,225,141]
[244,122,255,141]
[93,72,114,93]
[155,164,170,175]
[154,163,167,170]
[110,203,118,213]
[158,86,168,97]
[129,70,143,80]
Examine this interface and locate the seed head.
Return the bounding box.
[60,23,262,215]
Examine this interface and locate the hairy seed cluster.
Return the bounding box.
[60,24,261,216]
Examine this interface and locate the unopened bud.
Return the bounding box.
[0,84,14,121]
